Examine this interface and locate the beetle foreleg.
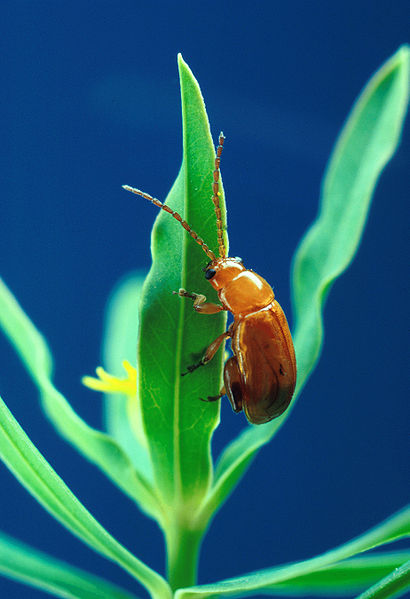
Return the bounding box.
[173,288,225,314]
[181,330,230,376]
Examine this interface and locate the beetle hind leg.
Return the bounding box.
[200,358,243,413]
[224,357,243,413]
[198,358,244,415]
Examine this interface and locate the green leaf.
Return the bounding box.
[0,277,162,523]
[102,271,153,482]
[292,43,410,394]
[175,506,410,598]
[0,530,139,599]
[355,559,410,599]
[137,54,227,512]
[199,45,410,524]
[265,553,410,596]
[0,395,171,599]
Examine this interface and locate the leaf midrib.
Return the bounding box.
[173,261,186,503]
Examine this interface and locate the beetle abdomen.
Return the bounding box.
[232,303,296,424]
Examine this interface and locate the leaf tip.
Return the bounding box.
[396,43,410,60]
[384,44,410,83]
[177,53,187,70]
[177,53,197,85]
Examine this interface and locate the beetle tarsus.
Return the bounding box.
[173,288,211,312]
[199,393,223,403]
[181,360,206,377]
[173,288,201,301]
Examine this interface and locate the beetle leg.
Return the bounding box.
[182,330,230,376]
[199,358,244,413]
[199,387,225,403]
[173,288,225,314]
[224,357,243,413]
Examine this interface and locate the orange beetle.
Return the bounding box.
[123,133,296,424]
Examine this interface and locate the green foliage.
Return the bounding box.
[0,531,139,599]
[174,507,410,598]
[102,272,154,481]
[356,559,410,599]
[0,278,161,523]
[137,56,227,514]
[198,44,410,527]
[0,48,409,599]
[0,395,170,599]
[292,43,410,392]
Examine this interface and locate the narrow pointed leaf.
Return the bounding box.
[0,530,139,599]
[102,272,153,482]
[292,43,410,394]
[175,506,410,598]
[355,559,410,599]
[200,45,410,524]
[0,278,162,523]
[0,395,171,599]
[137,55,228,509]
[265,553,410,596]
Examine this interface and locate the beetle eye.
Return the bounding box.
[205,268,216,280]
[234,256,243,263]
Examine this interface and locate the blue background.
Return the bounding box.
[1,2,408,597]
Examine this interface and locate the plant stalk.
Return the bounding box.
[165,524,203,591]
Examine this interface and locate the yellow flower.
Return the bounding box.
[82,360,147,447]
[82,360,137,397]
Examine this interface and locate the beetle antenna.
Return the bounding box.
[122,185,217,261]
[212,132,226,258]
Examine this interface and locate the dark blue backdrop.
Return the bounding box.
[1,2,408,598]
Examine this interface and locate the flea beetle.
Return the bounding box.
[123,133,296,424]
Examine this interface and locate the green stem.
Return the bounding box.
[165,525,203,591]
